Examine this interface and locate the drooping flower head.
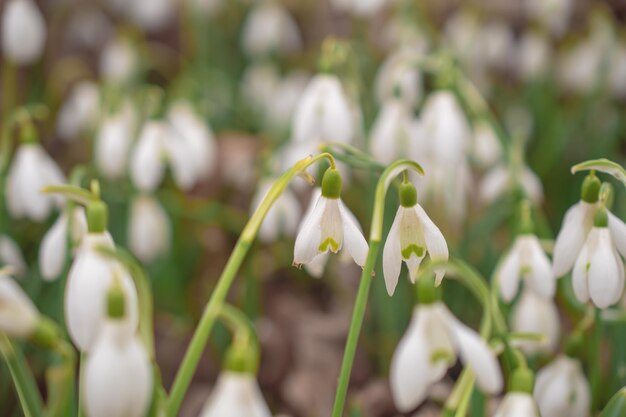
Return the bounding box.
[534,355,590,417]
[494,368,541,417]
[1,0,46,65]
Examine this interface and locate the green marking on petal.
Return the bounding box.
[319,238,340,253]
[430,349,455,365]
[401,244,424,260]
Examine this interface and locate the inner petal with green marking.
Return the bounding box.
[402,244,424,260]
[319,237,340,253]
[319,199,343,254]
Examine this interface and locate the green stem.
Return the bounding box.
[0,335,45,417]
[165,153,335,417]
[331,160,424,417]
[590,308,603,411]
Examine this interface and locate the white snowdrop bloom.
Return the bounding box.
[553,201,597,278]
[390,302,502,411]
[497,234,555,302]
[369,99,416,165]
[444,11,482,72]
[0,273,39,338]
[167,101,217,182]
[84,320,152,417]
[130,121,167,192]
[99,37,138,85]
[330,0,388,17]
[292,74,354,144]
[493,392,540,417]
[293,169,368,268]
[39,207,87,282]
[478,21,515,72]
[510,289,560,355]
[517,31,550,81]
[572,222,625,309]
[1,0,46,65]
[557,39,604,95]
[382,183,448,295]
[479,165,543,205]
[95,102,136,180]
[56,81,100,142]
[420,91,470,162]
[65,232,139,351]
[241,1,301,58]
[299,188,328,278]
[252,180,301,243]
[128,195,170,264]
[472,121,501,168]
[374,47,423,107]
[609,43,626,99]
[534,355,590,417]
[0,235,27,275]
[125,0,173,32]
[7,143,65,221]
[526,0,572,37]
[200,372,271,417]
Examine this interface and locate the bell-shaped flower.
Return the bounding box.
[128,195,170,263]
[292,74,354,144]
[95,101,136,180]
[0,235,27,275]
[526,0,572,37]
[534,355,590,417]
[553,201,598,278]
[200,372,272,417]
[374,47,423,107]
[130,121,168,192]
[493,392,541,417]
[390,301,502,411]
[252,179,301,243]
[383,182,448,295]
[56,81,100,142]
[572,211,625,309]
[241,1,301,58]
[7,143,65,221]
[65,231,139,351]
[125,0,173,32]
[517,31,550,81]
[369,99,417,165]
[84,320,152,417]
[0,272,39,338]
[39,207,87,281]
[497,233,555,302]
[1,0,46,65]
[510,289,560,355]
[293,169,368,268]
[99,37,138,85]
[479,165,543,205]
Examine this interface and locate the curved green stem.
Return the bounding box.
[572,158,626,187]
[42,184,99,206]
[219,304,258,349]
[331,160,424,417]
[165,153,335,417]
[0,335,45,417]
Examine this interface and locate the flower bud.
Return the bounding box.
[581,173,601,203]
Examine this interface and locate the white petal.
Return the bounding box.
[534,356,590,417]
[200,372,272,417]
[479,165,509,204]
[510,290,560,355]
[163,129,197,190]
[608,212,626,259]
[493,393,540,417]
[498,242,521,302]
[1,0,46,65]
[524,235,555,299]
[0,235,27,275]
[130,122,166,192]
[338,200,368,267]
[293,196,325,265]
[414,204,448,284]
[304,253,328,278]
[0,273,39,337]
[128,195,171,263]
[588,229,624,308]
[382,207,403,295]
[553,202,594,277]
[95,107,134,180]
[39,212,69,281]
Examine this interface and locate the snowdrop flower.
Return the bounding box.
[534,355,590,417]
[1,0,46,65]
[65,205,138,351]
[130,122,168,192]
[252,180,301,243]
[0,273,39,338]
[494,392,540,417]
[369,99,416,165]
[517,31,550,81]
[0,235,27,275]
[383,182,448,295]
[390,300,502,411]
[125,0,173,32]
[99,37,138,85]
[39,207,87,281]
[609,43,626,99]
[497,233,555,302]
[479,165,543,205]
[526,0,572,37]
[84,318,152,417]
[241,1,301,58]
[374,47,423,107]
[292,74,354,144]
[572,208,624,309]
[95,101,136,180]
[7,142,65,221]
[472,121,501,169]
[56,81,100,142]
[128,195,170,263]
[510,289,560,355]
[330,0,388,17]
[200,372,271,417]
[293,168,368,268]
